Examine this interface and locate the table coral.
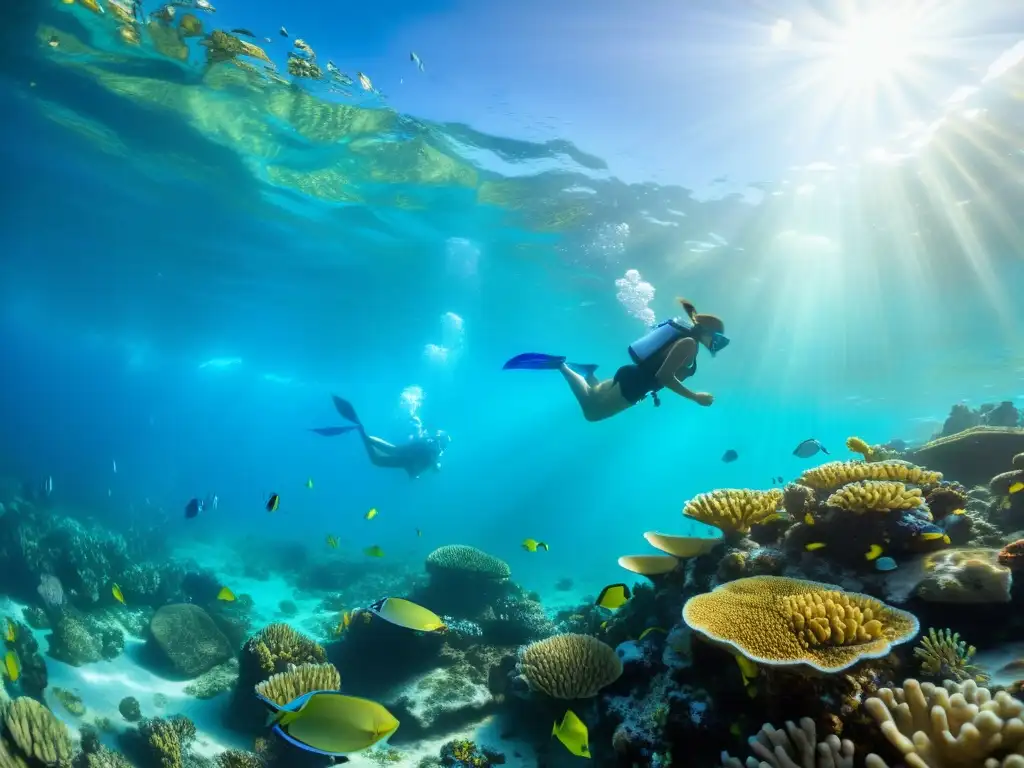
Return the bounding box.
[515,633,623,698]
[253,662,340,707]
[682,577,919,673]
[864,678,1024,767]
[721,717,855,768]
[799,461,941,492]
[907,426,1024,488]
[683,489,784,536]
[826,481,923,512]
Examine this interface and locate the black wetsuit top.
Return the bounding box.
[614,354,697,405]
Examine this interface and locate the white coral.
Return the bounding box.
[721,717,854,768]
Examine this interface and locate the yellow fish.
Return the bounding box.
[306,477,314,489]
[3,650,19,682]
[919,532,951,543]
[365,508,378,521]
[217,586,236,602]
[521,539,549,552]
[552,709,590,758]
[595,583,630,610]
[4,618,15,644]
[805,542,827,551]
[1010,482,1024,494]
[864,544,884,561]
[638,627,667,641]
[368,598,446,632]
[112,584,125,605]
[803,513,815,525]
[326,534,339,549]
[950,508,965,515]
[336,611,352,634]
[364,545,384,558]
[267,692,399,755]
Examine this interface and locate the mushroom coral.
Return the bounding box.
[682,576,919,673]
[683,488,783,536]
[799,461,941,492]
[617,555,680,576]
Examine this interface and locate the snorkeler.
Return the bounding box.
[311,396,451,479]
[503,297,727,422]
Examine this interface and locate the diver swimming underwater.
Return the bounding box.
[503,297,728,422]
[311,395,451,478]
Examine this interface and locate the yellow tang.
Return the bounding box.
[1010,482,1024,494]
[112,584,126,605]
[365,508,378,521]
[217,586,236,602]
[5,618,15,644]
[3,651,19,682]
[552,709,590,758]
[368,598,446,633]
[805,542,827,551]
[326,535,338,549]
[638,626,666,641]
[268,691,399,757]
[595,584,631,611]
[521,539,549,552]
[864,544,884,561]
[364,545,384,558]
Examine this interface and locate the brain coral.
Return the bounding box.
[516,633,623,699]
[426,545,511,580]
[682,576,920,673]
[799,461,941,491]
[682,488,783,536]
[864,678,1024,767]
[825,481,924,512]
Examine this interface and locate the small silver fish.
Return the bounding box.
[410,51,424,71]
[792,439,829,459]
[44,476,53,496]
[112,459,117,473]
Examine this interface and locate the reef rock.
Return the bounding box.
[148,604,232,678]
[386,665,496,736]
[907,426,1024,488]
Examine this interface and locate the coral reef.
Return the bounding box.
[0,696,74,767]
[438,739,505,767]
[798,461,942,492]
[183,659,239,700]
[127,715,197,768]
[215,749,266,768]
[912,628,988,684]
[721,717,855,768]
[825,481,923,512]
[907,426,1024,488]
[514,633,622,698]
[253,662,340,707]
[426,546,511,581]
[909,548,1013,603]
[147,604,233,678]
[682,489,784,537]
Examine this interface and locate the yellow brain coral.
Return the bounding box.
[682,489,783,536]
[1,697,74,767]
[254,662,341,707]
[825,481,924,512]
[426,545,511,580]
[516,633,623,699]
[682,576,920,673]
[799,461,942,491]
[246,623,326,676]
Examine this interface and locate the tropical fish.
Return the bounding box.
[875,557,898,572]
[306,478,314,489]
[4,618,15,644]
[552,709,590,758]
[112,584,125,605]
[595,584,630,610]
[3,651,20,682]
[266,493,281,513]
[521,539,548,552]
[805,542,827,551]
[364,545,384,558]
[735,655,759,697]
[1010,482,1024,494]
[368,598,446,632]
[950,508,966,515]
[357,72,373,91]
[792,439,829,459]
[415,528,422,537]
[410,51,424,71]
[48,35,60,48]
[336,611,352,635]
[217,586,236,602]
[185,498,202,518]
[231,27,255,36]
[803,513,815,525]
[326,535,339,549]
[365,508,378,521]
[262,691,399,757]
[721,449,738,463]
[279,26,288,37]
[864,544,884,561]
[638,626,667,641]
[919,531,951,544]
[771,476,784,484]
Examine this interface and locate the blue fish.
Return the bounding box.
[721,449,739,463]
[793,439,829,459]
[875,557,898,572]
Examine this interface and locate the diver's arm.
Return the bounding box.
[661,377,700,401]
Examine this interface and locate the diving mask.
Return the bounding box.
[708,332,730,356]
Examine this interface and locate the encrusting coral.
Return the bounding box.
[0,696,74,767]
[683,489,784,536]
[825,481,924,512]
[515,633,623,698]
[425,545,511,581]
[863,678,1024,767]
[913,628,988,684]
[721,717,855,768]
[682,576,919,673]
[912,548,1013,603]
[253,662,340,707]
[799,461,941,492]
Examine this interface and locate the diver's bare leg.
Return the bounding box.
[559,363,592,406]
[362,434,399,468]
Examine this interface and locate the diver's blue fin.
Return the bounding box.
[568,362,599,378]
[331,395,361,426]
[502,353,567,371]
[310,426,360,437]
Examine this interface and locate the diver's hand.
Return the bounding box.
[692,392,714,406]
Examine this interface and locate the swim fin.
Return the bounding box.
[331,395,362,426]
[568,362,599,379]
[310,426,360,437]
[502,353,568,370]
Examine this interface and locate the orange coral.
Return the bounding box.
[998,539,1024,569]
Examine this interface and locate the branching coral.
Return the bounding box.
[0,696,74,767]
[913,628,988,684]
[245,623,326,676]
[682,576,919,673]
[253,662,340,707]
[721,717,855,768]
[847,436,875,461]
[515,633,622,698]
[137,716,196,768]
[682,489,784,536]
[799,461,941,491]
[825,481,924,512]
[426,545,511,581]
[215,749,266,768]
[864,679,1024,767]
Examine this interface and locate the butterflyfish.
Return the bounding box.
[1010,482,1024,494]
[595,584,631,610]
[326,535,339,549]
[266,493,281,513]
[306,478,314,489]
[364,545,384,558]
[263,691,399,757]
[3,651,19,682]
[864,544,884,561]
[638,626,667,641]
[804,513,815,525]
[552,709,590,758]
[521,539,548,552]
[4,618,15,644]
[368,598,446,632]
[365,508,378,521]
[217,586,236,602]
[804,542,827,551]
[112,584,126,605]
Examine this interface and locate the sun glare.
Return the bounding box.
[828,11,917,89]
